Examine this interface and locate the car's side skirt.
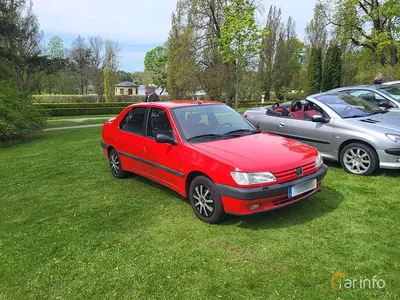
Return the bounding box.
[118,151,185,179]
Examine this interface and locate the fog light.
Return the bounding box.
[251,204,260,210]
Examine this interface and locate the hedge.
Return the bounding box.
[40,107,127,117]
[34,102,133,109]
[33,94,169,104]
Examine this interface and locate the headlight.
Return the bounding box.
[386,134,400,144]
[315,152,323,168]
[231,171,277,185]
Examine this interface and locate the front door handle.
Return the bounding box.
[143,147,147,154]
[279,123,285,128]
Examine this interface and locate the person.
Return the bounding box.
[145,84,160,102]
[373,72,384,85]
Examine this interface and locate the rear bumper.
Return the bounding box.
[216,165,328,215]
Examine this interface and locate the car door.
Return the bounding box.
[274,105,334,154]
[142,107,182,190]
[116,106,150,175]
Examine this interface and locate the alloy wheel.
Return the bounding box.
[193,184,215,218]
[110,153,120,176]
[343,147,371,175]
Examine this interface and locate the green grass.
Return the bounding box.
[46,118,111,128]
[0,128,399,299]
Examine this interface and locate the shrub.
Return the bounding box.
[33,94,169,104]
[40,107,127,117]
[34,102,133,109]
[0,82,46,143]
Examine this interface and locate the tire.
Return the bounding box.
[109,149,128,178]
[189,176,225,224]
[340,143,379,176]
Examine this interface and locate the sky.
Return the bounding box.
[32,0,318,72]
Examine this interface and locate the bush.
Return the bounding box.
[0,82,46,143]
[40,107,127,117]
[33,94,169,103]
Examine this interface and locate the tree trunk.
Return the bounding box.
[235,64,239,110]
[225,63,232,107]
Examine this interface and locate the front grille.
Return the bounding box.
[274,161,316,182]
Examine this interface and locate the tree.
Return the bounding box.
[88,36,107,101]
[104,41,120,102]
[307,47,323,94]
[218,0,265,108]
[71,35,91,95]
[305,3,328,49]
[322,43,342,91]
[259,6,282,100]
[324,0,400,67]
[44,36,64,94]
[144,46,168,94]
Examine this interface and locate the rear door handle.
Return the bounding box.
[279,123,285,128]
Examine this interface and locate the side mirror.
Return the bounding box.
[379,100,393,108]
[156,134,177,145]
[311,115,329,123]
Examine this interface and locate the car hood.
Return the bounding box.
[191,133,318,173]
[345,112,400,133]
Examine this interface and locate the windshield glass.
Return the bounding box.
[316,94,382,118]
[172,104,258,141]
[379,86,400,101]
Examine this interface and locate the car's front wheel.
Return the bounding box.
[109,149,127,178]
[189,176,225,224]
[340,143,379,176]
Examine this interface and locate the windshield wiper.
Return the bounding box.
[343,114,369,119]
[187,134,222,141]
[222,129,260,136]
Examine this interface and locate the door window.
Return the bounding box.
[120,107,146,135]
[147,108,174,139]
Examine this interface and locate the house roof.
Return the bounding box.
[115,81,139,87]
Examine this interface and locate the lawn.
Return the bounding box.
[0,128,399,299]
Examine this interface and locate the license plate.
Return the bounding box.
[288,179,317,198]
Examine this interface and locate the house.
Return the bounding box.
[115,81,139,96]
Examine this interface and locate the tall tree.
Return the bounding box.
[218,0,264,108]
[144,46,168,94]
[103,41,120,102]
[305,3,328,49]
[259,6,282,100]
[44,36,64,94]
[307,47,323,94]
[321,43,342,91]
[71,35,91,95]
[88,36,107,101]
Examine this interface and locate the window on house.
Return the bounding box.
[120,88,124,95]
[128,88,133,95]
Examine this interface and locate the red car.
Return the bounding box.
[101,101,328,224]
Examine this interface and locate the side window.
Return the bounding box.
[350,90,385,103]
[147,108,173,138]
[303,101,327,120]
[120,107,146,135]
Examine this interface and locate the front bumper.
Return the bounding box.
[216,165,328,215]
[378,149,400,169]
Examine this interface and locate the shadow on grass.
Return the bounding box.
[222,185,343,230]
[127,174,343,230]
[324,159,400,178]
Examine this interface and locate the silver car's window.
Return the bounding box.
[317,94,381,118]
[379,86,400,101]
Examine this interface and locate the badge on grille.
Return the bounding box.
[296,167,303,177]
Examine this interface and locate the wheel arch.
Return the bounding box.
[185,171,212,198]
[338,139,379,160]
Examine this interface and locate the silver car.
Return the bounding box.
[244,93,400,176]
[330,85,400,109]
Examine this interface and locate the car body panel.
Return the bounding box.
[102,101,327,216]
[244,94,400,170]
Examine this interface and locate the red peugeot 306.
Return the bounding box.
[101,101,328,223]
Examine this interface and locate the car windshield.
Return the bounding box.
[172,104,258,141]
[316,94,383,118]
[379,86,400,101]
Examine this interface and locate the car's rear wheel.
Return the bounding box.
[189,176,225,224]
[109,149,127,178]
[340,143,379,176]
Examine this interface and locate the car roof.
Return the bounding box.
[130,100,223,109]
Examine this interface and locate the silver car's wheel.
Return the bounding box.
[340,143,379,176]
